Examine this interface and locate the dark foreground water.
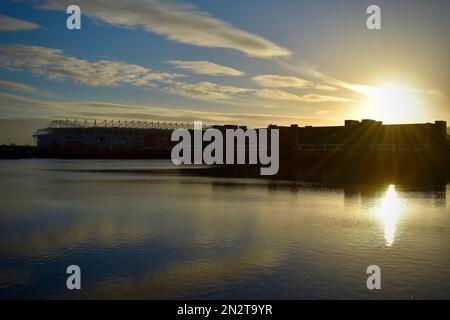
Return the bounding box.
[0,159,449,299]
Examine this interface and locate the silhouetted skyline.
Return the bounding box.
[0,0,449,145]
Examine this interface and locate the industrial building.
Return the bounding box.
[270,119,448,155]
[28,118,450,182]
[33,119,448,154]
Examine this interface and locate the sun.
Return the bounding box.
[365,83,422,123]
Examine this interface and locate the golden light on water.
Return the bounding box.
[376,185,405,247]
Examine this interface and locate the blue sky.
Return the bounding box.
[0,0,449,143]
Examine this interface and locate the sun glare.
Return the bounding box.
[366,83,422,123]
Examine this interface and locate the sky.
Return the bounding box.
[0,0,449,144]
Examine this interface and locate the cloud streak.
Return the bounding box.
[0,44,354,105]
[168,80,350,103]
[252,74,338,92]
[278,61,372,95]
[0,92,339,130]
[0,44,180,87]
[0,15,40,31]
[168,81,253,100]
[255,89,353,102]
[0,80,38,94]
[167,60,244,76]
[40,0,291,58]
[253,75,313,88]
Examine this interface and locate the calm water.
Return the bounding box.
[0,159,449,299]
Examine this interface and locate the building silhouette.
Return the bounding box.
[34,119,448,154]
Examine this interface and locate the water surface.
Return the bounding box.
[0,159,449,299]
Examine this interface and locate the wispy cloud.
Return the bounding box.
[166,60,244,76]
[168,80,350,103]
[0,92,338,130]
[297,65,442,100]
[301,68,372,95]
[255,89,353,102]
[40,0,291,58]
[168,81,253,100]
[315,85,337,91]
[0,92,43,109]
[0,43,355,106]
[0,80,38,94]
[0,44,180,87]
[0,15,40,31]
[278,61,372,95]
[252,74,339,92]
[252,75,313,88]
[0,91,159,118]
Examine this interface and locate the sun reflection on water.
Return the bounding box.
[377,184,405,247]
